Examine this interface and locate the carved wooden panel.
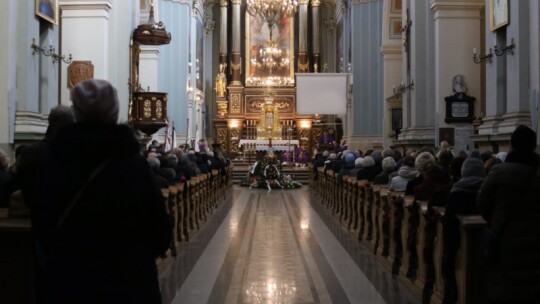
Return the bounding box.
[68,61,94,88]
[230,93,241,113]
[245,95,295,114]
[230,128,240,152]
[217,127,228,151]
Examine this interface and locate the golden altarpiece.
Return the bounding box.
[213,0,325,156]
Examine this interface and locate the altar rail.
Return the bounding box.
[311,167,487,304]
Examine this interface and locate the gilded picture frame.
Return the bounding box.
[36,0,58,25]
[490,0,509,31]
[245,14,295,87]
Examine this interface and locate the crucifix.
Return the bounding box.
[402,9,412,72]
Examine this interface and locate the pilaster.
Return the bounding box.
[59,0,112,106]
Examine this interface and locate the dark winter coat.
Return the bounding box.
[477,153,540,302]
[27,123,172,303]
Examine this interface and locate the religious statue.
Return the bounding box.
[215,63,227,98]
[452,74,467,94]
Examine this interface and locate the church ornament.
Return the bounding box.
[445,75,475,123]
[129,1,171,137]
[67,61,94,89]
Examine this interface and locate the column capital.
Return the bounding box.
[298,0,309,5]
[430,1,484,12]
[231,0,242,5]
[59,0,112,11]
[205,18,216,37]
[311,0,321,7]
[219,0,228,6]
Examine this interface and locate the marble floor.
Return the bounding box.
[159,186,420,304]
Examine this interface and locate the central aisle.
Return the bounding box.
[159,186,419,304]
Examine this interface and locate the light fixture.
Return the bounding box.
[393,80,414,98]
[246,0,297,84]
[473,47,493,64]
[494,38,516,57]
[31,38,72,64]
[246,0,298,31]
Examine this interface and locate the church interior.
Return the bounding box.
[1,0,540,303]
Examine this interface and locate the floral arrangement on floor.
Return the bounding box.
[241,154,302,190]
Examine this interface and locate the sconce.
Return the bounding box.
[393,80,414,98]
[52,52,73,64]
[30,38,72,64]
[473,47,493,64]
[494,38,516,57]
[30,38,54,57]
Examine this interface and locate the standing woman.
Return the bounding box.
[29,79,171,303]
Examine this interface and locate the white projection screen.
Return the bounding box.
[296,73,348,115]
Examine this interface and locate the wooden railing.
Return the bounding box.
[311,168,487,304]
[158,164,234,262]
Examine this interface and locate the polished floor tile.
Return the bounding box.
[160,186,420,304]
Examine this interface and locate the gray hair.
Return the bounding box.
[415,152,436,172]
[147,157,160,170]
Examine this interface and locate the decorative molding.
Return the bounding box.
[351,0,380,4]
[219,0,228,6]
[230,94,241,113]
[231,0,242,5]
[204,18,215,37]
[169,0,192,4]
[59,0,112,11]
[298,0,310,5]
[430,1,484,12]
[324,18,336,35]
[311,0,321,7]
[192,0,205,19]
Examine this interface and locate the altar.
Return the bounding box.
[239,139,299,151]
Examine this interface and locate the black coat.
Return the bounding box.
[477,153,540,302]
[27,123,171,303]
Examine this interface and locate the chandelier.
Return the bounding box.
[246,0,298,31]
[250,39,290,73]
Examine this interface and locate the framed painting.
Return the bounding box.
[390,0,402,14]
[245,14,294,87]
[389,18,402,39]
[490,0,509,31]
[36,0,58,25]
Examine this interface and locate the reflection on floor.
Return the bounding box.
[159,186,420,304]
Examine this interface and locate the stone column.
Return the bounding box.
[311,0,321,72]
[230,0,241,85]
[398,0,435,146]
[431,0,484,151]
[499,0,530,133]
[60,0,112,106]
[219,0,228,67]
[298,0,309,72]
[381,0,402,148]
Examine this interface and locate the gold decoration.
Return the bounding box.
[217,100,228,117]
[230,94,241,113]
[231,62,242,71]
[298,60,309,72]
[215,63,227,98]
[230,128,240,152]
[311,0,321,7]
[217,128,228,150]
[156,100,163,118]
[143,100,152,118]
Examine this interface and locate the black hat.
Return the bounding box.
[511,125,537,152]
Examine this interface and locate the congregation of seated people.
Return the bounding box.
[311,126,540,304]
